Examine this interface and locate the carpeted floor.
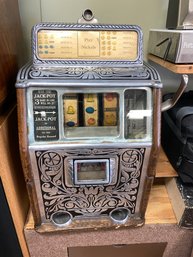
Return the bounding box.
[25,224,193,257]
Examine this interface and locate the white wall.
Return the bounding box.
[17,0,193,93]
[18,0,169,60]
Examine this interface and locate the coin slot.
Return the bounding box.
[110,208,129,224]
[51,211,72,227]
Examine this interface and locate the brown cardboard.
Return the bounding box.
[68,243,167,257]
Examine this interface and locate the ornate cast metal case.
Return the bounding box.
[16,13,162,232]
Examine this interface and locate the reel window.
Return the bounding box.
[124,89,152,141]
[63,92,119,138]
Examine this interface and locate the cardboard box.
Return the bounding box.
[68,243,167,257]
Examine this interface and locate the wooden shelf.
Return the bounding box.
[25,147,177,230]
[145,183,176,224]
[0,107,176,257]
[25,182,177,231]
[25,148,178,231]
[0,105,30,257]
[156,148,178,178]
[23,146,179,257]
[148,54,193,74]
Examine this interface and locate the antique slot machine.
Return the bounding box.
[16,10,182,232]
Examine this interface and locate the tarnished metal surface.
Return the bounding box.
[29,147,150,230]
[32,23,143,67]
[16,11,162,232]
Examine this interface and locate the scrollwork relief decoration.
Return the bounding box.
[28,66,150,80]
[35,148,145,219]
[16,62,160,84]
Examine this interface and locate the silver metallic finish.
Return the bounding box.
[149,29,193,63]
[73,159,110,185]
[16,62,161,87]
[16,13,162,231]
[31,23,143,67]
[166,0,193,29]
[161,74,188,112]
[51,211,73,227]
[66,157,117,186]
[29,147,150,229]
[25,86,153,146]
[78,9,98,24]
[109,207,130,224]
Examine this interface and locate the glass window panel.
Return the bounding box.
[63,93,119,138]
[124,89,152,140]
[74,159,110,185]
[37,30,138,61]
